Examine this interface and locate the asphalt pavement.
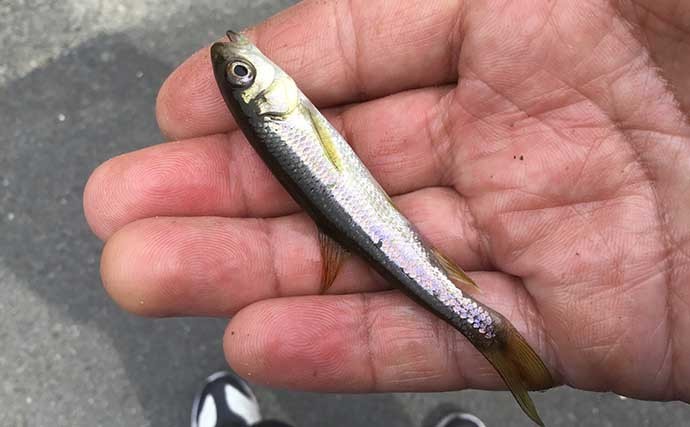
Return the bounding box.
[1,1,689,426]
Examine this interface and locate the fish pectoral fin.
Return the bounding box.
[431,248,481,294]
[480,313,555,426]
[318,230,348,293]
[305,105,343,171]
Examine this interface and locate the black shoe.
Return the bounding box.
[191,371,262,427]
[434,412,486,427]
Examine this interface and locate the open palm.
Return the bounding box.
[84,0,690,403]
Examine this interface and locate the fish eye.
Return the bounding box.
[226,60,255,87]
[233,64,249,76]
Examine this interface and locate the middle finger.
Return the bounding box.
[85,86,453,240]
[100,187,489,317]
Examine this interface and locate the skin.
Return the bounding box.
[84,0,690,404]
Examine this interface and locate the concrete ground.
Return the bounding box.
[1,1,689,426]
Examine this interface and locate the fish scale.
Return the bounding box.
[254,100,496,339]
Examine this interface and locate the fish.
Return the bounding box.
[210,30,554,426]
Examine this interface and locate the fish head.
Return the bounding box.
[211,30,298,119]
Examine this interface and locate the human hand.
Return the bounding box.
[84,0,690,403]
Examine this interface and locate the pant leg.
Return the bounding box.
[253,421,295,427]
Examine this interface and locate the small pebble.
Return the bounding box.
[100,51,114,62]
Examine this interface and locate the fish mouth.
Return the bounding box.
[225,30,242,43]
[211,30,249,65]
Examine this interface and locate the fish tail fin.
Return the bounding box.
[479,315,554,426]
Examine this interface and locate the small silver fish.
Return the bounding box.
[210,31,553,426]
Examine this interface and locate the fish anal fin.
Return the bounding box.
[305,105,343,171]
[432,248,480,294]
[480,314,554,426]
[318,230,348,293]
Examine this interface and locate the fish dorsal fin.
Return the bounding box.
[431,248,480,294]
[305,104,343,171]
[318,230,348,293]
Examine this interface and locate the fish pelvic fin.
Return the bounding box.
[432,248,481,294]
[480,313,554,426]
[318,230,348,293]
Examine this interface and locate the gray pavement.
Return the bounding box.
[1,1,689,426]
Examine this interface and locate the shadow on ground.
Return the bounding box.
[0,32,410,427]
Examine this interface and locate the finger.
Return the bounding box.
[156,0,465,140]
[86,87,451,240]
[223,284,557,392]
[100,187,488,317]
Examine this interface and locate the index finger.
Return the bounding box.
[156,0,465,140]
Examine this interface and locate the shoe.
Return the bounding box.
[434,412,487,427]
[191,371,262,427]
